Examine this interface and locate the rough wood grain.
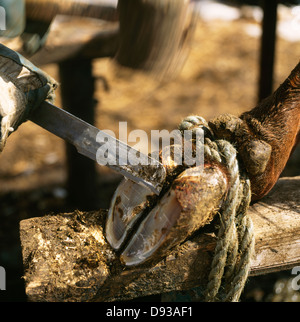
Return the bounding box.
[249,176,300,275]
[20,176,300,302]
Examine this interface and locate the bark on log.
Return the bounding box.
[20,176,300,302]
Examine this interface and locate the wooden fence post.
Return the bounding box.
[58,58,98,210]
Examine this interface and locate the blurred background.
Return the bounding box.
[0,0,299,301]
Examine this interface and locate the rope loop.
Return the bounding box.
[179,115,255,302]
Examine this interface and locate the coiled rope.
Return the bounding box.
[179,115,255,302]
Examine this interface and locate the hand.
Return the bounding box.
[0,44,57,151]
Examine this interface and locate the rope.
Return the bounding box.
[179,115,255,302]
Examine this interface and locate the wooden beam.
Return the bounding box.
[30,16,119,65]
[25,0,119,23]
[249,176,300,276]
[19,176,300,301]
[0,16,119,65]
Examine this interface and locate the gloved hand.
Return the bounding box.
[0,44,57,151]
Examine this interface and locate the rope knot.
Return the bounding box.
[179,114,255,302]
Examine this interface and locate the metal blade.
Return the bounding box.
[29,101,166,195]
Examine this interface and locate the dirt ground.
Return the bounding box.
[0,14,299,301]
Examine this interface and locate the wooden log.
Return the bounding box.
[25,0,119,23]
[0,16,119,65]
[19,176,300,301]
[29,16,119,65]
